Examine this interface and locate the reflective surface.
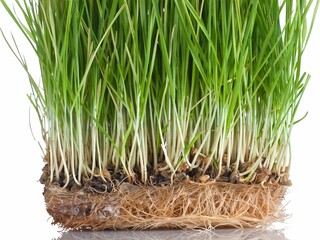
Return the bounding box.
[56,228,287,240]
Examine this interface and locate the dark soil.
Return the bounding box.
[40,148,292,192]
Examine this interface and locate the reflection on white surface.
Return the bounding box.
[55,228,287,240]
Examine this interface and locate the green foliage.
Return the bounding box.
[1,0,318,185]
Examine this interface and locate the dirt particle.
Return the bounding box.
[220,166,227,176]
[190,147,198,156]
[113,171,128,182]
[94,168,111,179]
[199,175,210,183]
[201,156,211,167]
[259,167,272,176]
[255,173,269,183]
[222,154,228,165]
[160,170,171,180]
[155,174,166,184]
[279,173,292,186]
[217,176,230,182]
[230,170,240,184]
[177,162,189,172]
[40,171,48,184]
[175,172,187,181]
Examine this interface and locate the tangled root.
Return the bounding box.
[44,180,286,230]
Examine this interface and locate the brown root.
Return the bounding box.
[44,180,286,230]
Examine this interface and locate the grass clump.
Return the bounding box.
[1,0,318,187]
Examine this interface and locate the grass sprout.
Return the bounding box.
[1,0,318,185]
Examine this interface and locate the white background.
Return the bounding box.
[0,1,319,239]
